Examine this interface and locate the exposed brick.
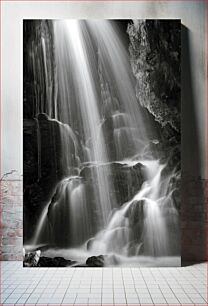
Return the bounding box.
[0,180,23,261]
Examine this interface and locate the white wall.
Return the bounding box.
[1,1,207,178]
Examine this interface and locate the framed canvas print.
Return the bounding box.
[23,19,181,267]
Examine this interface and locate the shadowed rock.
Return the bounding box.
[86,255,105,267]
[23,250,76,267]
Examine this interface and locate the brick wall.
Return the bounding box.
[0,177,23,261]
[0,175,207,263]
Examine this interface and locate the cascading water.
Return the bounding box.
[34,118,42,180]
[54,20,117,226]
[88,160,177,258]
[29,20,180,266]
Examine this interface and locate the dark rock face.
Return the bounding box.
[80,162,145,206]
[127,20,181,188]
[127,20,181,134]
[23,20,60,242]
[24,20,56,119]
[112,162,144,204]
[23,114,78,242]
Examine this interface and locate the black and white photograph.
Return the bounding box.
[23,19,181,267]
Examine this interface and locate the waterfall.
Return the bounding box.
[54,20,117,226]
[88,160,174,257]
[30,20,180,264]
[34,118,41,180]
[32,203,50,246]
[26,21,57,118]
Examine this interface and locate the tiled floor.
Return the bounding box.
[0,261,207,305]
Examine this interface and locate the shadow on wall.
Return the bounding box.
[181,25,207,265]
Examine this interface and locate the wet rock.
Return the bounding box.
[125,200,145,255]
[126,200,145,225]
[24,114,78,186]
[23,250,76,267]
[80,162,145,206]
[100,113,141,161]
[113,162,145,204]
[38,256,76,267]
[127,20,181,134]
[86,254,120,267]
[47,176,95,248]
[86,238,95,250]
[23,119,39,185]
[23,250,41,267]
[86,255,105,267]
[37,113,49,121]
[23,114,79,242]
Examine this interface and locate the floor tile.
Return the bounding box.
[0,261,207,306]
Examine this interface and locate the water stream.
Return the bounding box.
[29,20,180,266]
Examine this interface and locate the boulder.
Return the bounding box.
[38,256,75,267]
[86,255,105,267]
[86,254,120,267]
[23,250,41,267]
